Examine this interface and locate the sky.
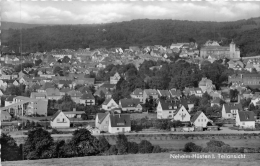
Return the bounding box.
[2,0,260,24]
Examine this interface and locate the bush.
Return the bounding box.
[152,145,161,153]
[138,140,153,153]
[127,142,139,154]
[206,140,225,148]
[107,145,118,155]
[183,142,202,152]
[99,136,111,153]
[116,134,128,155]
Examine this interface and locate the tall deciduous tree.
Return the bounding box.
[0,133,21,161]
[24,128,54,159]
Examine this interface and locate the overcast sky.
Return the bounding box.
[2,0,260,24]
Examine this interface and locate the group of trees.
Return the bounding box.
[47,94,101,117]
[131,118,184,131]
[184,140,245,153]
[2,18,260,56]
[1,128,164,161]
[95,59,232,105]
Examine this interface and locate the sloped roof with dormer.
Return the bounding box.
[120,98,140,108]
[109,114,131,127]
[223,103,243,113]
[238,111,255,121]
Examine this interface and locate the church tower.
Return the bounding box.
[230,40,236,59]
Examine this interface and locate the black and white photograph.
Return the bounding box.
[1,0,260,165]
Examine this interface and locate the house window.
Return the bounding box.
[169,111,171,113]
[117,128,119,130]
[242,122,245,125]
[169,115,172,117]
[57,118,60,122]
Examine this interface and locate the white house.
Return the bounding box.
[173,105,191,122]
[157,99,180,119]
[108,114,131,134]
[102,98,119,111]
[95,113,110,132]
[190,111,209,128]
[236,111,255,129]
[50,110,70,128]
[222,103,243,119]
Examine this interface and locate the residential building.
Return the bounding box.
[108,114,131,134]
[173,105,191,122]
[102,98,119,111]
[235,111,255,129]
[190,111,210,128]
[157,90,171,99]
[228,74,260,87]
[50,110,70,128]
[130,88,143,102]
[222,103,243,119]
[169,89,182,99]
[198,77,215,93]
[79,93,95,105]
[157,99,180,119]
[95,113,110,132]
[143,89,159,104]
[119,98,142,112]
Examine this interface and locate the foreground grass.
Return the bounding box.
[2,152,260,166]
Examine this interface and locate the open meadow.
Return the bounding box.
[2,152,260,166]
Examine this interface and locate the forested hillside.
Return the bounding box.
[2,17,260,56]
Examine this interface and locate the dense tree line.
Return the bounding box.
[183,140,249,153]
[1,129,165,161]
[2,18,260,56]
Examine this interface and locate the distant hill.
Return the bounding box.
[1,21,54,30]
[2,17,260,57]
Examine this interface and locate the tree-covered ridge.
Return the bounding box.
[2,17,260,56]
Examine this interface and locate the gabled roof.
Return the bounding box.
[67,90,82,97]
[97,113,109,124]
[80,93,94,100]
[100,83,116,89]
[157,90,171,97]
[120,98,140,108]
[211,97,221,104]
[59,80,72,85]
[159,99,180,110]
[190,111,203,123]
[109,114,131,127]
[144,89,158,96]
[40,82,55,90]
[30,92,48,98]
[223,103,243,113]
[102,98,115,105]
[169,89,182,97]
[131,88,143,95]
[238,111,255,121]
[46,88,60,96]
[51,110,62,122]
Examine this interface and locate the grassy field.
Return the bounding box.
[2,152,260,166]
[106,137,260,150]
